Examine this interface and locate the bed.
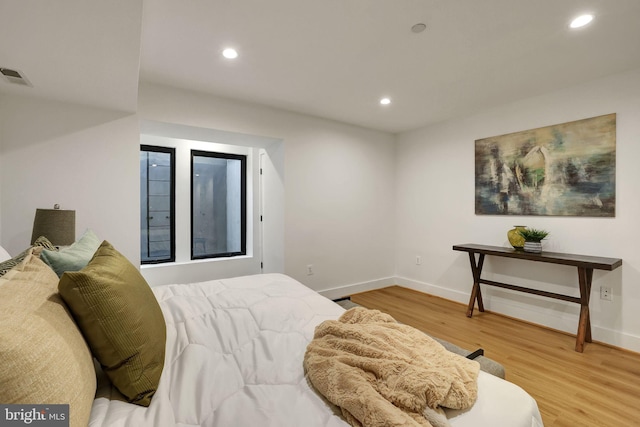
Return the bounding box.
[88,273,543,427]
[0,235,542,427]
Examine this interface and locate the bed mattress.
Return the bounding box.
[89,273,543,427]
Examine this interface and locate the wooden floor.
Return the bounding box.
[350,286,640,427]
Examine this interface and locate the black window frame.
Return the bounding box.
[140,145,176,264]
[190,150,247,260]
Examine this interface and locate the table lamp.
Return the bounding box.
[31,204,76,246]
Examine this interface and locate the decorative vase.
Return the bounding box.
[523,241,542,253]
[507,225,527,249]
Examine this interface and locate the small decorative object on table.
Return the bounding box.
[507,225,527,249]
[518,227,549,253]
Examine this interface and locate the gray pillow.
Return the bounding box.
[40,229,101,277]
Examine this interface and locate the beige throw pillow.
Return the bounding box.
[58,240,166,407]
[0,249,96,427]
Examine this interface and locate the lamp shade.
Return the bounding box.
[31,208,76,246]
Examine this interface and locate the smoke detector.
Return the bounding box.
[0,67,33,87]
[411,23,427,33]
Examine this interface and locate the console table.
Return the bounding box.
[452,243,622,352]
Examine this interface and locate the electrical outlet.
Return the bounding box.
[307,264,314,276]
[416,255,422,265]
[600,286,612,301]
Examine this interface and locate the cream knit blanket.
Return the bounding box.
[304,307,479,427]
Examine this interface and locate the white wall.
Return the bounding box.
[0,94,140,262]
[395,67,640,351]
[0,96,3,241]
[2,69,639,352]
[259,142,286,275]
[139,83,397,295]
[0,85,396,297]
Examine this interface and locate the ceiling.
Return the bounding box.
[2,0,640,134]
[0,1,143,114]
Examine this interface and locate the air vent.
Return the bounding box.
[0,67,33,87]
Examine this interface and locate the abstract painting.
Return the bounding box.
[475,113,616,216]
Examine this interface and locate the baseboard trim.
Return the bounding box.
[318,276,395,300]
[394,276,471,305]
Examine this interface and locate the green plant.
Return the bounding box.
[518,227,549,242]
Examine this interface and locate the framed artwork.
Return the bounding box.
[475,113,616,217]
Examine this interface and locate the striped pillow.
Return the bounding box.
[0,236,57,277]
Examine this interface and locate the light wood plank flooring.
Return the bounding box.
[349,286,640,427]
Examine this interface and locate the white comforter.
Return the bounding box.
[89,273,543,427]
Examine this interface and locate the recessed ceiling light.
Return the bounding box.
[380,97,391,105]
[222,48,238,59]
[570,14,594,29]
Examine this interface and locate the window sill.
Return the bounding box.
[141,254,253,270]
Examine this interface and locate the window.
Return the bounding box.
[191,150,247,259]
[140,145,175,263]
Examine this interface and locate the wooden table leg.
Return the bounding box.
[466,253,485,317]
[575,267,594,352]
[585,268,593,343]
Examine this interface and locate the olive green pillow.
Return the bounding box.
[58,240,166,407]
[0,249,96,427]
